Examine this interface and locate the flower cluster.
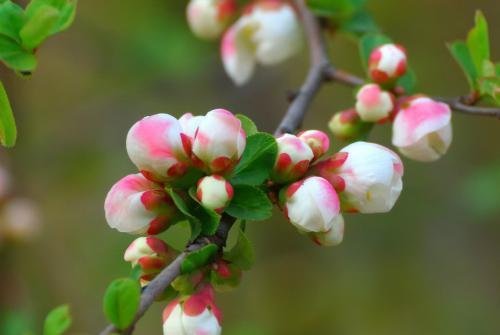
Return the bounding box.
[104,105,405,334]
[274,132,404,246]
[186,0,303,85]
[329,43,453,162]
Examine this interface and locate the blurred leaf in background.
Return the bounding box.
[461,161,500,219]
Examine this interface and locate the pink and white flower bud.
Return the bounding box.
[297,130,330,161]
[196,175,234,212]
[368,43,407,83]
[163,285,222,335]
[221,1,302,85]
[126,114,191,183]
[310,214,344,247]
[104,174,178,235]
[124,237,175,282]
[355,84,395,122]
[272,134,314,183]
[392,97,452,162]
[282,177,341,233]
[314,142,404,213]
[192,109,246,174]
[187,0,236,40]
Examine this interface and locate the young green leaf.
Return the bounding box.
[340,10,379,36]
[0,1,25,42]
[20,4,59,50]
[236,114,258,136]
[165,187,202,240]
[308,0,366,18]
[25,0,77,35]
[43,305,72,335]
[359,33,392,69]
[448,41,478,90]
[479,78,500,105]
[223,228,254,270]
[181,243,218,274]
[466,10,490,77]
[0,36,38,72]
[103,278,141,330]
[397,67,417,94]
[0,81,17,147]
[230,132,277,186]
[225,185,273,221]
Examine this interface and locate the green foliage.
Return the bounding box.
[308,0,377,37]
[308,0,366,18]
[225,185,273,221]
[339,10,379,36]
[230,132,278,186]
[466,11,489,77]
[224,227,255,270]
[448,41,479,89]
[0,0,76,147]
[236,114,258,136]
[167,187,221,239]
[188,187,221,236]
[43,305,72,335]
[449,10,499,105]
[0,311,34,335]
[0,81,16,147]
[181,243,218,274]
[103,278,141,330]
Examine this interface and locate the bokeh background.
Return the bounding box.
[1,0,500,334]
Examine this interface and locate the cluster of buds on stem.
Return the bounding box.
[329,43,453,162]
[268,130,404,246]
[186,0,303,85]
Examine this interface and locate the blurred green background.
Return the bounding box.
[1,0,500,334]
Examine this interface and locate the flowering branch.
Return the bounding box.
[100,1,329,334]
[324,61,500,118]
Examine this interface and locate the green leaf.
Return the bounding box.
[225,185,273,221]
[25,0,77,35]
[466,10,489,77]
[308,0,366,18]
[20,4,59,50]
[236,114,258,136]
[166,187,202,240]
[359,33,392,70]
[448,41,478,90]
[479,78,500,105]
[340,10,379,36]
[496,63,500,77]
[224,227,254,270]
[0,1,25,43]
[0,81,16,147]
[397,67,417,94]
[43,305,72,335]
[181,244,218,274]
[0,35,37,72]
[103,278,141,330]
[188,187,221,236]
[230,132,277,186]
